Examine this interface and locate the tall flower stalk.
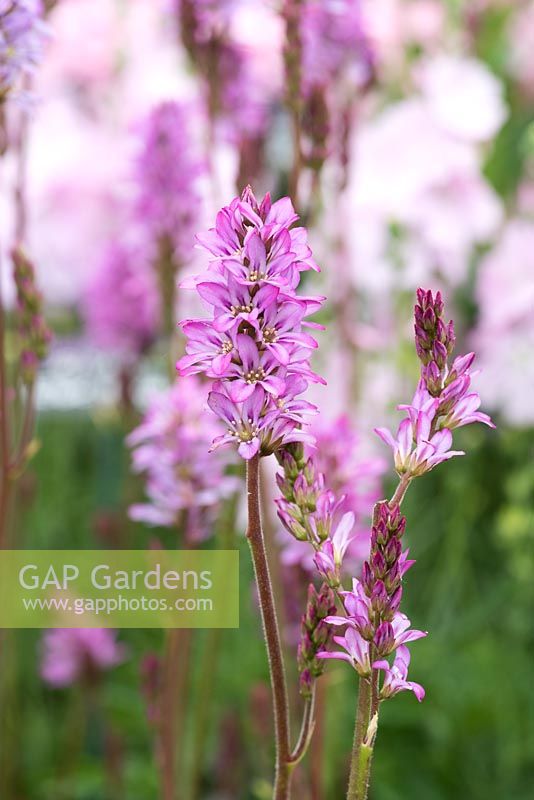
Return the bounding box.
[177,186,324,798]
[275,288,494,799]
[314,289,493,799]
[0,0,49,546]
[134,101,204,341]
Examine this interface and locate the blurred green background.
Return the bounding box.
[1,412,532,799]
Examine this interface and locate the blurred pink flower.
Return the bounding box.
[83,241,159,360]
[405,171,502,285]
[0,0,48,100]
[128,378,237,538]
[308,415,385,563]
[177,0,278,144]
[474,220,534,425]
[474,328,534,426]
[348,87,503,287]
[39,0,119,89]
[416,55,507,142]
[26,104,129,305]
[40,628,126,688]
[508,1,534,98]
[362,0,445,70]
[351,99,477,222]
[301,0,374,93]
[134,100,205,261]
[476,220,534,334]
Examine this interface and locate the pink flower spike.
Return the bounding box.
[178,187,324,460]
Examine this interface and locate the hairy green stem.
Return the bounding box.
[353,738,374,800]
[246,454,292,799]
[347,676,371,799]
[389,473,412,508]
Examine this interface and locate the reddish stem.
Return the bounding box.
[246,454,292,799]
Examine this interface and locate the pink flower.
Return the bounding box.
[128,378,237,537]
[376,289,494,474]
[208,384,314,461]
[312,415,386,518]
[476,220,534,335]
[177,187,324,460]
[317,626,371,678]
[314,511,356,582]
[326,579,426,654]
[40,628,126,688]
[176,0,276,143]
[319,503,426,695]
[375,412,464,477]
[373,645,425,702]
[178,321,238,378]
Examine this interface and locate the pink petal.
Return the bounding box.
[238,439,260,460]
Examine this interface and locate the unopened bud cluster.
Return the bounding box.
[276,445,318,541]
[297,582,336,698]
[275,444,335,544]
[12,247,51,384]
[414,288,455,397]
[360,502,409,657]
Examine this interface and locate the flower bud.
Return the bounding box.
[299,668,313,699]
[371,550,387,579]
[362,561,373,596]
[374,621,394,656]
[370,580,388,615]
[384,537,401,566]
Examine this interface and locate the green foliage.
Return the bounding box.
[2,413,534,798]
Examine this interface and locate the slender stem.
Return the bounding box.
[352,737,375,800]
[246,454,292,800]
[159,627,192,800]
[188,627,221,800]
[309,676,326,800]
[188,497,237,800]
[283,0,303,207]
[290,110,302,208]
[289,685,315,766]
[14,100,29,246]
[160,630,179,800]
[346,676,372,800]
[0,253,11,548]
[370,666,380,719]
[389,473,412,509]
[158,234,178,343]
[11,382,35,474]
